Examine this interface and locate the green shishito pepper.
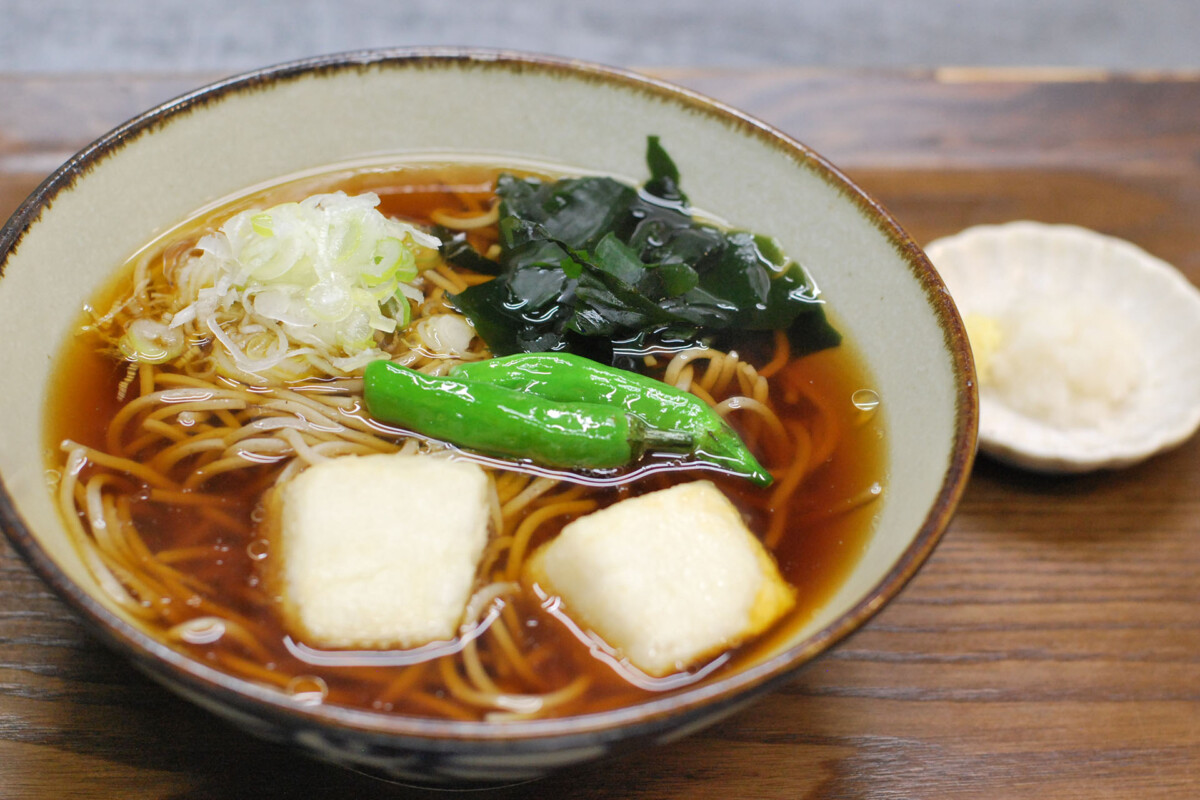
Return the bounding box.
[450,352,772,485]
[363,360,694,470]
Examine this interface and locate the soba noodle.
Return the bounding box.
[48,164,884,721]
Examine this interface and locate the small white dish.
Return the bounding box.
[926,221,1200,473]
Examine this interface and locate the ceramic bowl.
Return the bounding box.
[0,50,976,785]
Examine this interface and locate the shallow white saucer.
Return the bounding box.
[926,221,1200,473]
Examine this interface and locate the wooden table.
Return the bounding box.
[2,68,1198,799]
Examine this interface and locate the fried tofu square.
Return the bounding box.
[525,480,794,677]
[273,454,489,649]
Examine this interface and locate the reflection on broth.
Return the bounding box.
[46,158,886,722]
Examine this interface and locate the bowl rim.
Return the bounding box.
[0,47,978,745]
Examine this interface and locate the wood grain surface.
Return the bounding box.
[1,69,1198,799]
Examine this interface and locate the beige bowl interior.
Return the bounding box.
[0,53,974,711]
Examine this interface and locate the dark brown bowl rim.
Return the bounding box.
[0,47,978,746]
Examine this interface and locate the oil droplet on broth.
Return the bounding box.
[851,389,881,424]
[287,675,329,706]
[246,538,270,561]
[169,616,226,645]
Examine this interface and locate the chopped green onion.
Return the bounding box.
[160,191,446,380]
[250,213,274,237]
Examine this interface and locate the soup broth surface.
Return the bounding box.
[47,162,887,721]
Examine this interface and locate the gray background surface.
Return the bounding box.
[2,0,1198,73]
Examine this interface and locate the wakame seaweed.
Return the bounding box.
[444,137,841,366]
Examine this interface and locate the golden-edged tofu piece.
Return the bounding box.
[275,454,489,649]
[525,480,794,677]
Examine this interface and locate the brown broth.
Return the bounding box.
[46,163,887,720]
